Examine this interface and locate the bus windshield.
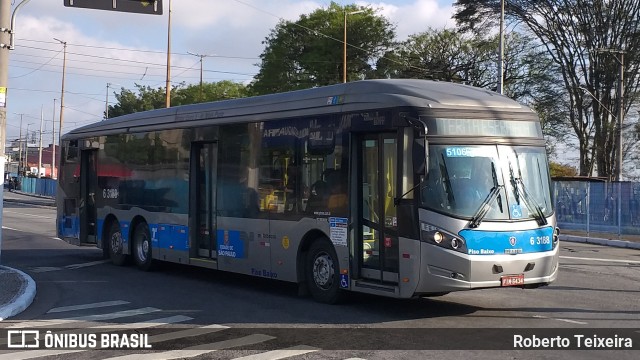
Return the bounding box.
[420,144,552,221]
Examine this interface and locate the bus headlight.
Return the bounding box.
[420,222,467,254]
[553,227,560,249]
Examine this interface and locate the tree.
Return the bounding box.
[376,28,569,156]
[250,2,396,95]
[549,162,578,177]
[107,81,249,118]
[454,0,640,179]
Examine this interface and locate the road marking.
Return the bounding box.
[65,260,110,269]
[1,226,20,231]
[149,324,229,343]
[47,301,130,314]
[533,315,588,325]
[29,267,61,273]
[29,260,110,274]
[95,315,193,329]
[560,255,640,264]
[65,307,161,323]
[232,345,319,360]
[102,334,276,360]
[8,307,161,328]
[3,210,55,219]
[0,350,85,360]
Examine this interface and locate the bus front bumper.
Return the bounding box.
[415,244,559,294]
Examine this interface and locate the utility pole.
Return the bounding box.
[498,0,505,94]
[17,114,23,176]
[52,98,56,179]
[0,0,32,262]
[165,0,172,108]
[188,51,209,101]
[55,38,67,163]
[105,83,109,119]
[38,105,43,178]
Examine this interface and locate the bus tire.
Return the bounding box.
[133,222,154,271]
[305,239,343,304]
[107,222,128,266]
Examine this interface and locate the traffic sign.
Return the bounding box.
[63,0,163,15]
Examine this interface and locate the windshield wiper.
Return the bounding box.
[509,160,547,226]
[439,154,455,206]
[469,162,503,228]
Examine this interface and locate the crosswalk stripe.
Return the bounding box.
[231,345,320,360]
[148,324,229,343]
[8,307,161,328]
[95,315,193,329]
[47,301,130,314]
[0,350,86,360]
[101,334,276,360]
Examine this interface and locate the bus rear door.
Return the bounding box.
[78,148,98,244]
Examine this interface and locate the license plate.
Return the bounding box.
[501,274,525,287]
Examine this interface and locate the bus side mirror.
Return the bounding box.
[413,139,427,176]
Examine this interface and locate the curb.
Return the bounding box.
[559,234,640,250]
[0,266,37,321]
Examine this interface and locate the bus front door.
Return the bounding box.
[191,143,218,261]
[79,149,98,244]
[358,133,399,283]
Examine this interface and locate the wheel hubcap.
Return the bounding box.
[137,235,148,262]
[111,232,123,254]
[312,252,334,289]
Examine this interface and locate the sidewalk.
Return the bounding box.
[2,189,55,207]
[1,190,45,321]
[0,266,36,321]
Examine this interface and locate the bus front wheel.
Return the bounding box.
[305,239,343,304]
[133,222,154,271]
[107,222,128,266]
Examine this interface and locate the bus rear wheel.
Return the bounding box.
[305,239,343,304]
[133,222,154,271]
[107,222,128,266]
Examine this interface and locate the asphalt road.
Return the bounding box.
[1,203,639,359]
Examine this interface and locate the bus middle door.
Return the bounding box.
[357,133,399,283]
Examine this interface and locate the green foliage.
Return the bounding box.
[107,81,249,118]
[549,162,578,178]
[249,1,395,95]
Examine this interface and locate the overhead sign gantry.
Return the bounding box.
[64,0,163,15]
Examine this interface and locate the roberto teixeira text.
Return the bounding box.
[6,330,152,349]
[513,334,634,349]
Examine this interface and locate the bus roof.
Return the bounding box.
[63,79,535,139]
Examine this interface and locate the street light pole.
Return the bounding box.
[343,9,365,83]
[54,38,67,167]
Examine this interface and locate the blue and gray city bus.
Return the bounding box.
[56,79,559,303]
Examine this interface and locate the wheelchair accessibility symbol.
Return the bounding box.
[510,204,522,218]
[339,274,349,288]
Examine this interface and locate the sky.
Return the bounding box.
[4,0,456,148]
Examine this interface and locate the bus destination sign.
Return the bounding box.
[63,0,163,15]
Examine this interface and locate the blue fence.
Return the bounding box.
[15,177,57,198]
[553,181,640,236]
